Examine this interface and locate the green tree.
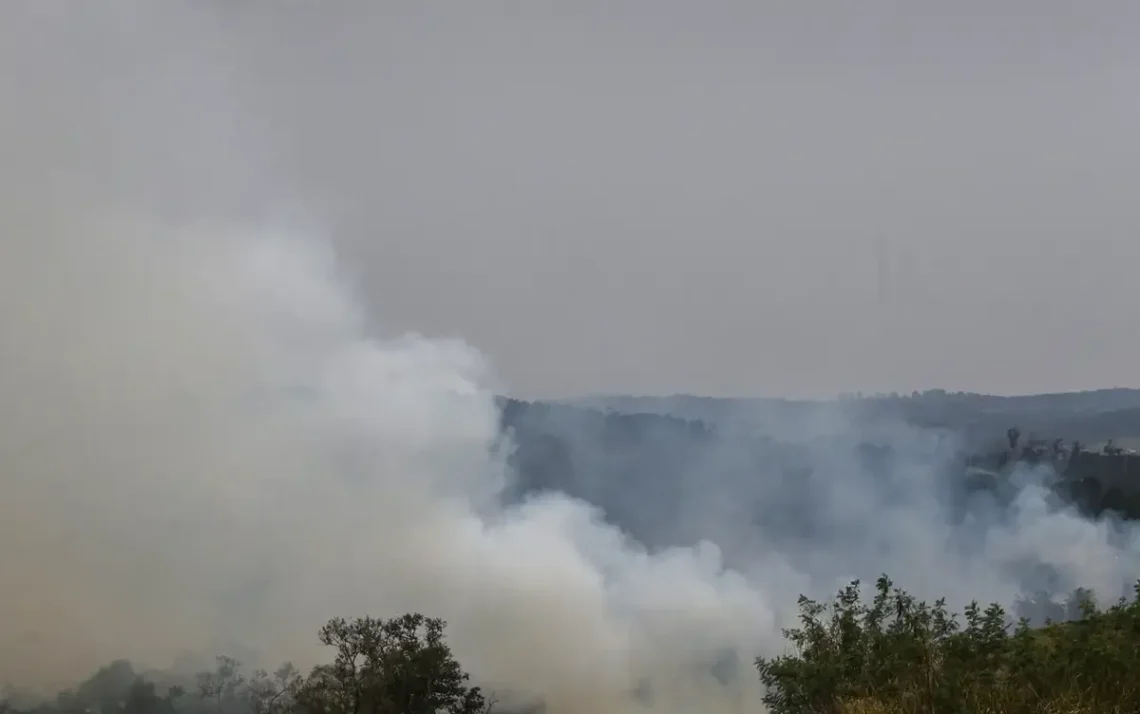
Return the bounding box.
[297,614,491,714]
[756,575,1140,714]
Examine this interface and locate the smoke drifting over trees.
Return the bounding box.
[3,4,1140,714]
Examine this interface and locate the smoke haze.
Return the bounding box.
[2,4,1140,714]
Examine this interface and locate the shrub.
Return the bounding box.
[756,575,1140,714]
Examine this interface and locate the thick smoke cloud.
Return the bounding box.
[0,7,770,712]
[2,4,1140,714]
[0,209,775,711]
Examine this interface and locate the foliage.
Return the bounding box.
[9,576,1140,714]
[756,575,1140,714]
[2,616,490,714]
[299,614,488,714]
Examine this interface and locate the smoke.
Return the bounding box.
[0,212,777,712]
[2,4,1140,714]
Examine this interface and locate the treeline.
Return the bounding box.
[576,389,1140,446]
[6,579,1139,714]
[1,615,490,714]
[498,397,820,551]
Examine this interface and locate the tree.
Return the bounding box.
[1007,426,1021,451]
[757,575,1140,714]
[124,679,176,714]
[249,664,303,714]
[197,656,246,714]
[298,614,491,714]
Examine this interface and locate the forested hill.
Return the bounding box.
[495,397,943,560]
[568,388,1140,446]
[495,392,1140,539]
[496,396,794,552]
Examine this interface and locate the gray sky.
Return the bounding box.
[7,2,1140,399]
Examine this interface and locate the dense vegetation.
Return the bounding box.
[6,578,1138,714]
[757,576,1140,714]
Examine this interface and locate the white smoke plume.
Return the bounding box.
[0,192,777,714]
[0,6,771,711]
[0,171,775,713]
[2,5,1139,714]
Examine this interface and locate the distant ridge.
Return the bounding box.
[557,389,1140,447]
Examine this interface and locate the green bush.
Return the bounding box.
[756,575,1140,714]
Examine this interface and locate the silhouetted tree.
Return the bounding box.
[248,664,302,714]
[124,680,175,714]
[197,656,245,714]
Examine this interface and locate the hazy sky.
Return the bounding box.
[6,2,1140,398]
